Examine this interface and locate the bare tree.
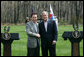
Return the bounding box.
[1,1,83,25]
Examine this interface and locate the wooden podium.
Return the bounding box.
[1,33,20,56]
[62,31,83,56]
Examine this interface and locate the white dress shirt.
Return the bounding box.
[44,21,48,32]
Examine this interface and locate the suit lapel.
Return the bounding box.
[42,21,50,33]
[31,21,39,33]
[47,20,50,32]
[42,21,46,33]
[35,23,39,33]
[31,21,36,32]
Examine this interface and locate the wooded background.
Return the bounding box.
[1,1,83,25]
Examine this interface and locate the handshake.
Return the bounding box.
[36,34,40,38]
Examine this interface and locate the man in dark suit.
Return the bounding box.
[39,11,58,56]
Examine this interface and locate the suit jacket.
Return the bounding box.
[26,21,40,48]
[39,19,58,45]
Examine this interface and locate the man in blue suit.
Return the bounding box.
[39,11,58,56]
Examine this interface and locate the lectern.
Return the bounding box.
[1,26,20,56]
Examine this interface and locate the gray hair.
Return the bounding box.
[42,11,48,15]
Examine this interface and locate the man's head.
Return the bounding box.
[42,11,48,22]
[31,13,37,23]
[26,17,29,22]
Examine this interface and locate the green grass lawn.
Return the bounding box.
[1,25,83,56]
